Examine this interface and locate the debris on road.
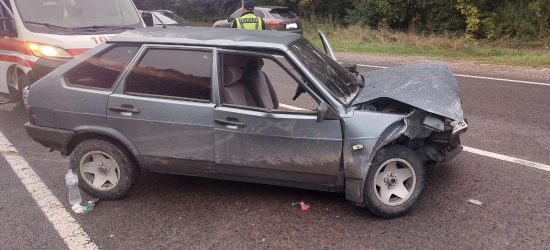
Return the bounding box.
[71,204,84,214]
[467,199,484,207]
[0,102,19,112]
[0,96,9,104]
[291,201,311,211]
[71,199,100,214]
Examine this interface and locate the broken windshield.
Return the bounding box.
[289,38,360,104]
[15,0,142,34]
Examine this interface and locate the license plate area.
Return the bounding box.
[286,23,297,29]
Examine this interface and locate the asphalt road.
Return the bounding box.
[1,57,550,249]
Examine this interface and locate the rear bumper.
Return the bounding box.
[27,57,72,84]
[24,122,73,154]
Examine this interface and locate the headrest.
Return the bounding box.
[223,54,239,66]
[223,66,243,86]
[246,57,264,74]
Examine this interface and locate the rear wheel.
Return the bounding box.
[70,139,140,200]
[363,145,426,218]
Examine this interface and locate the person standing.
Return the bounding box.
[231,0,265,30]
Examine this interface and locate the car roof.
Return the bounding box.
[256,6,290,10]
[108,27,302,49]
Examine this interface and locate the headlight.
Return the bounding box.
[27,43,73,58]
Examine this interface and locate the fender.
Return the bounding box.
[66,125,145,167]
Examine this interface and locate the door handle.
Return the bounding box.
[109,105,140,114]
[215,118,246,128]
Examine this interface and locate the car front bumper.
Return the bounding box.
[24,122,74,154]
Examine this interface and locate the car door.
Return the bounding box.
[214,52,343,189]
[108,45,216,173]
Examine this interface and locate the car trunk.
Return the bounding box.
[268,8,301,32]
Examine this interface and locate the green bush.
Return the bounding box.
[133,0,550,41]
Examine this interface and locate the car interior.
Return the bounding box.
[221,53,317,111]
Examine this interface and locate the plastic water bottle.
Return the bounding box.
[65,169,82,206]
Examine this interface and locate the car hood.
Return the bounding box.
[352,62,464,122]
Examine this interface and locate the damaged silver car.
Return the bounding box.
[24,27,467,218]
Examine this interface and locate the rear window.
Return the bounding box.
[269,9,297,19]
[65,45,139,90]
[125,49,212,101]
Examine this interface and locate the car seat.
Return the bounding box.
[242,58,279,109]
[223,66,257,107]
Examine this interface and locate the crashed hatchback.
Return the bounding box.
[25,27,467,218]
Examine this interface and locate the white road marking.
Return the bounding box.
[357,64,389,69]
[356,64,550,86]
[463,146,550,172]
[279,103,308,111]
[0,131,98,250]
[281,102,550,172]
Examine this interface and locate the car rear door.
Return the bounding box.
[107,45,216,173]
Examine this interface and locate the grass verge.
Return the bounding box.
[303,22,550,68]
[188,19,550,68]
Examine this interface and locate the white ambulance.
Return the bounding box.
[0,0,146,108]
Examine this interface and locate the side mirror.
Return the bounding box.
[317,102,339,122]
[0,18,17,37]
[341,62,358,75]
[141,11,154,27]
[227,17,234,22]
[317,102,329,122]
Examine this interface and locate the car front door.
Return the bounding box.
[213,53,343,189]
[108,45,216,173]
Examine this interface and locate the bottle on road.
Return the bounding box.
[65,169,82,206]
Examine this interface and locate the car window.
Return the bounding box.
[125,49,212,101]
[0,0,12,30]
[230,10,242,18]
[65,45,139,90]
[269,8,297,19]
[253,10,265,18]
[1,0,12,11]
[221,54,318,112]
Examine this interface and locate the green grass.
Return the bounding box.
[188,19,550,68]
[303,22,550,68]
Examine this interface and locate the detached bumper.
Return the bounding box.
[27,57,72,84]
[24,122,73,154]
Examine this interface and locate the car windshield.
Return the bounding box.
[270,8,297,19]
[290,38,360,104]
[15,0,142,34]
[152,11,188,26]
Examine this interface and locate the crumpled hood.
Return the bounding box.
[353,62,464,121]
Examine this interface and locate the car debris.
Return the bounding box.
[467,199,484,207]
[71,199,100,214]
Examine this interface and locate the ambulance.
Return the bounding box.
[0,0,146,108]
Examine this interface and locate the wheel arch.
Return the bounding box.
[66,131,144,169]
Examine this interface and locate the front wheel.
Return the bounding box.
[363,145,426,218]
[70,139,140,200]
[19,72,30,113]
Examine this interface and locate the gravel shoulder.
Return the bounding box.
[337,52,550,82]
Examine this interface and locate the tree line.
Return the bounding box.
[134,0,550,40]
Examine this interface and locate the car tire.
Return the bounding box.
[70,139,140,200]
[18,72,31,114]
[363,145,426,218]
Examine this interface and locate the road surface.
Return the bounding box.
[1,56,549,249]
